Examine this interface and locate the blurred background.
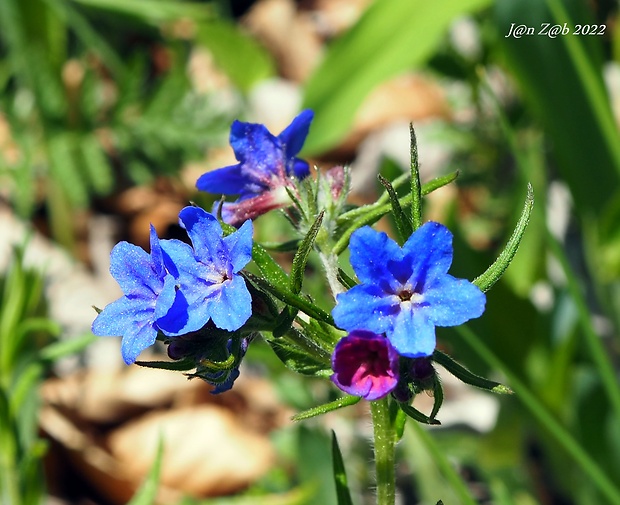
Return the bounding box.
[1,0,620,504]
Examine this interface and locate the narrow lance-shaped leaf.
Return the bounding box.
[378,175,412,244]
[292,396,361,422]
[272,306,299,338]
[244,272,334,326]
[409,123,422,230]
[337,268,357,290]
[432,350,513,394]
[331,431,354,505]
[291,211,324,294]
[223,219,291,288]
[389,398,407,442]
[333,171,460,255]
[473,183,534,292]
[135,358,197,372]
[127,437,163,505]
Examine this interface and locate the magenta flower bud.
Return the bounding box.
[331,330,400,401]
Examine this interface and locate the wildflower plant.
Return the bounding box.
[93,113,533,504]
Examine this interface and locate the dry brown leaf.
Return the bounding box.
[107,405,274,497]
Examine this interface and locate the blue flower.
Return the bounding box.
[92,226,189,364]
[332,222,486,358]
[331,330,400,401]
[160,206,253,334]
[196,110,314,225]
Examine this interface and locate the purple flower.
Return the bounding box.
[196,110,314,225]
[332,222,486,358]
[160,206,253,335]
[331,330,400,400]
[92,226,189,364]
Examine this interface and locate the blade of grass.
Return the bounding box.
[457,325,620,505]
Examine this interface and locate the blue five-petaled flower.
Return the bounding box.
[332,222,486,358]
[161,206,253,335]
[92,206,253,364]
[196,110,314,226]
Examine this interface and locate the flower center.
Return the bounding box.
[398,289,413,302]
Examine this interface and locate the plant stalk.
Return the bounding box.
[370,398,396,505]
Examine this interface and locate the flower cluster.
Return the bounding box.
[330,222,486,400]
[92,206,253,373]
[93,109,489,405]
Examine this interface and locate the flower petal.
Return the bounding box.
[92,296,158,364]
[387,305,436,358]
[209,275,252,331]
[109,242,160,296]
[154,276,191,335]
[330,330,399,400]
[349,227,402,292]
[195,163,249,195]
[278,109,313,161]
[332,285,399,335]
[92,296,147,337]
[402,222,453,289]
[230,121,282,182]
[423,276,486,326]
[178,207,229,272]
[120,320,158,365]
[223,219,253,273]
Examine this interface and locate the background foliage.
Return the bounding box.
[1,0,619,503]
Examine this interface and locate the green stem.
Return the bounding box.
[457,326,620,505]
[318,251,346,298]
[370,399,396,505]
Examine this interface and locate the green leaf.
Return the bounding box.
[333,171,460,255]
[302,0,492,154]
[71,0,213,25]
[244,272,334,325]
[42,0,126,76]
[80,133,114,195]
[432,350,513,395]
[331,431,354,505]
[196,20,275,93]
[127,437,163,505]
[40,333,97,362]
[377,174,412,244]
[399,402,441,426]
[429,375,444,421]
[292,396,361,422]
[47,132,89,208]
[389,398,407,442]
[409,123,422,231]
[272,306,299,339]
[290,211,324,294]
[250,242,290,287]
[495,0,620,215]
[336,268,357,290]
[267,337,331,377]
[472,183,534,292]
[135,358,196,372]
